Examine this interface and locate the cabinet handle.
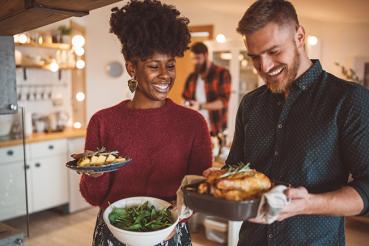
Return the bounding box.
[48,145,54,150]
[25,164,30,170]
[15,238,23,245]
[7,150,14,156]
[35,163,41,168]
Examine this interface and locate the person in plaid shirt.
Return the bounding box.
[182,42,232,135]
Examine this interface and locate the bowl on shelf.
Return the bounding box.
[0,114,14,137]
[103,196,179,246]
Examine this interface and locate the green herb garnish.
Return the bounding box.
[220,162,251,178]
[108,201,173,232]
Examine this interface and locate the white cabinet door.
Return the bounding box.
[0,161,27,221]
[30,155,68,213]
[67,137,91,212]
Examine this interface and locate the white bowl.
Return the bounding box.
[0,114,14,136]
[103,196,179,246]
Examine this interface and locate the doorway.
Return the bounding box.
[168,25,213,104]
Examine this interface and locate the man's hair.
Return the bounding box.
[237,0,299,35]
[110,0,191,61]
[190,42,208,54]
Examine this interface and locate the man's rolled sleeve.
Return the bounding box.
[340,85,369,215]
[218,69,232,108]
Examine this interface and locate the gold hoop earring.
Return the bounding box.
[128,78,138,93]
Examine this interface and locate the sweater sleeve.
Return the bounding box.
[187,115,212,175]
[79,113,112,207]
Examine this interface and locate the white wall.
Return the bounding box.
[82,1,369,121]
[84,5,132,120]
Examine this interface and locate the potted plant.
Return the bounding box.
[57,25,72,44]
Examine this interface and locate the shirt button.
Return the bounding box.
[277,102,282,106]
[302,85,306,90]
[277,124,283,129]
[274,151,279,156]
[268,233,273,239]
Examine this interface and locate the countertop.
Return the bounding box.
[0,128,86,148]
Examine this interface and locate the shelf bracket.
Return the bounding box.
[23,67,27,81]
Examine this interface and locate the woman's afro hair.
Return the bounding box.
[110,0,191,61]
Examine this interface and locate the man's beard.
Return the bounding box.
[266,47,300,94]
[195,61,207,74]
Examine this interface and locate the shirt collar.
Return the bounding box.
[293,59,323,91]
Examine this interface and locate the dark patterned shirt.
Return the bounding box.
[182,63,231,134]
[226,60,369,246]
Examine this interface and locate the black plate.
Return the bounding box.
[66,158,132,173]
[182,181,260,221]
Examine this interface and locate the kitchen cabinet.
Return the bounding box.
[67,137,91,212]
[29,155,68,212]
[0,0,121,35]
[0,36,18,115]
[28,139,68,213]
[0,145,27,221]
[0,139,68,219]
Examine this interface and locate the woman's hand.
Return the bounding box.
[165,228,177,241]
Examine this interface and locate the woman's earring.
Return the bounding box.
[128,78,138,93]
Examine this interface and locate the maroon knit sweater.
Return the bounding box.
[80,99,212,209]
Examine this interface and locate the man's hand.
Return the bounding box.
[277,186,312,221]
[248,186,312,224]
[184,100,201,111]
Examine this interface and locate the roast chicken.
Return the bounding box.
[198,163,271,201]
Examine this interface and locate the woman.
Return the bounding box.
[79,0,212,245]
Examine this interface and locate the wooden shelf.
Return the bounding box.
[16,64,75,70]
[16,64,76,80]
[15,42,71,50]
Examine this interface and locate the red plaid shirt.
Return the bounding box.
[182,63,231,134]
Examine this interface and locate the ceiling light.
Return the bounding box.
[216,33,226,43]
[307,35,318,46]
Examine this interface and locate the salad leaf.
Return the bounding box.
[108,201,173,232]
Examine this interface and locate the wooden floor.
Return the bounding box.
[5,207,369,246]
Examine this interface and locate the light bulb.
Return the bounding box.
[18,34,28,44]
[308,35,318,46]
[73,122,82,129]
[49,60,59,72]
[72,35,85,47]
[75,92,85,102]
[216,33,226,43]
[74,47,85,56]
[76,59,85,69]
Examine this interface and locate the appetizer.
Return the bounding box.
[72,147,126,167]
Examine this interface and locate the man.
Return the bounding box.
[182,42,231,135]
[226,0,369,245]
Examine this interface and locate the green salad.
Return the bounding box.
[108,201,173,232]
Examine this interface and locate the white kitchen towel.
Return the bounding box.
[176,175,205,221]
[255,185,290,224]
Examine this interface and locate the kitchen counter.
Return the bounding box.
[0,128,86,148]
